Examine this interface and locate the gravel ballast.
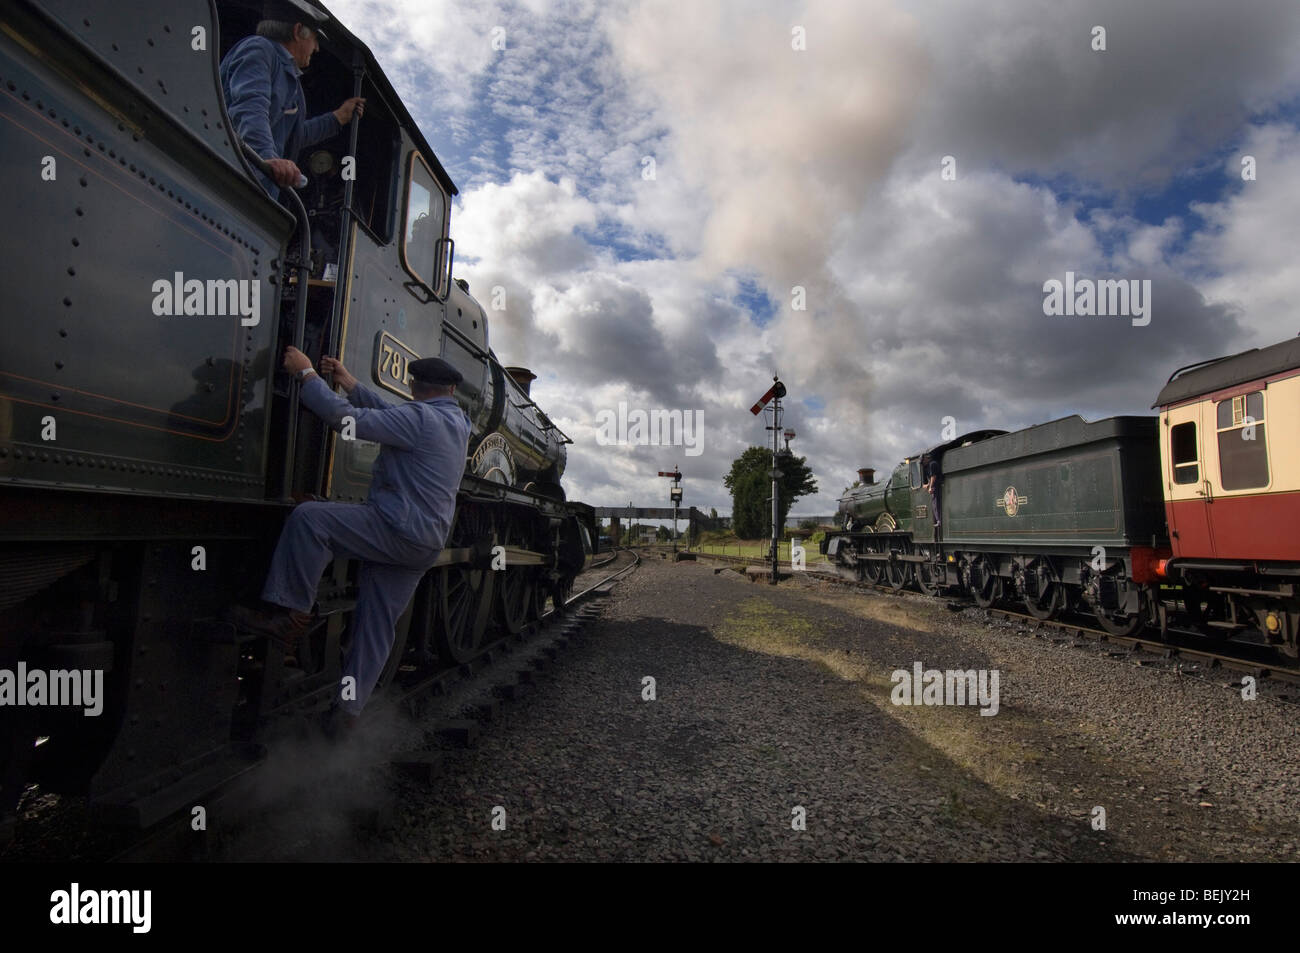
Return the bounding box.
[326,556,1300,862]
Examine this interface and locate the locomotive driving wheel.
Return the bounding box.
[886,543,914,591]
[914,551,940,596]
[435,506,496,664]
[858,530,884,584]
[531,573,549,620]
[494,517,535,635]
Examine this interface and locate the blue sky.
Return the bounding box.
[330,0,1300,517]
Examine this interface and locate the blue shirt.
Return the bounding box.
[219,36,340,198]
[300,377,472,550]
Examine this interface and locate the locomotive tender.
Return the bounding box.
[0,0,594,830]
[823,337,1300,657]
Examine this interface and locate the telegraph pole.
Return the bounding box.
[750,376,787,585]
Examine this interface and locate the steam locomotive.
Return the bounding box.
[822,336,1300,659]
[0,0,594,832]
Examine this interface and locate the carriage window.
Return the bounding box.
[1170,421,1199,485]
[1216,392,1268,490]
[401,153,446,295]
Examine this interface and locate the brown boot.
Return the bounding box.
[223,603,313,652]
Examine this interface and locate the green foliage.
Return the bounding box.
[731,468,768,538]
[724,446,819,538]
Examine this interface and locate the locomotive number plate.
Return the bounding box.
[373,331,421,398]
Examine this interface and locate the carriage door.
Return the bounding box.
[1203,388,1272,559]
[1161,402,1213,558]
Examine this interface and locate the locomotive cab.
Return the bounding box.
[216,2,407,273]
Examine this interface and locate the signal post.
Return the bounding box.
[658,468,683,552]
[751,377,788,585]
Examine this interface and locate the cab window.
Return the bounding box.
[401,153,446,295]
[1170,421,1198,485]
[1216,392,1268,490]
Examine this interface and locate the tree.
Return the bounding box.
[724,446,818,539]
[731,468,769,539]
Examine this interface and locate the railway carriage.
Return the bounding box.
[0,0,594,833]
[1155,337,1300,651]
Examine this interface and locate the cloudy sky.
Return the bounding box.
[331,0,1300,518]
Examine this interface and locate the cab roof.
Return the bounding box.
[1154,336,1300,408]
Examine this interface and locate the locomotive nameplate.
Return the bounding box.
[373,331,420,398]
[470,432,516,485]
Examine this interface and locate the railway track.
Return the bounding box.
[689,549,1300,689]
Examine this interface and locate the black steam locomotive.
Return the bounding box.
[0,0,594,832]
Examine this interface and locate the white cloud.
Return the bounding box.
[1181,123,1300,348]
[327,0,1300,515]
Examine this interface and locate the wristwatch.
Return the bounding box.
[296,367,316,380]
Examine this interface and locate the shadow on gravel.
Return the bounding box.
[368,602,1143,862]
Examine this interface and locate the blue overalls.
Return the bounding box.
[262,377,472,713]
[219,35,341,198]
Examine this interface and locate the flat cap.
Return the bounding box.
[408,356,463,386]
[263,0,329,37]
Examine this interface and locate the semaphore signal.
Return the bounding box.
[658,468,683,551]
[750,376,789,584]
[749,380,786,416]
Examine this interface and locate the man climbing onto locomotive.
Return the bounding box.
[922,452,942,529]
[219,0,365,198]
[227,349,471,736]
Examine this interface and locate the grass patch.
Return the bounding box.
[693,534,830,564]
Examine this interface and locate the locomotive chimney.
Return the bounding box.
[504,366,536,396]
[857,468,875,484]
